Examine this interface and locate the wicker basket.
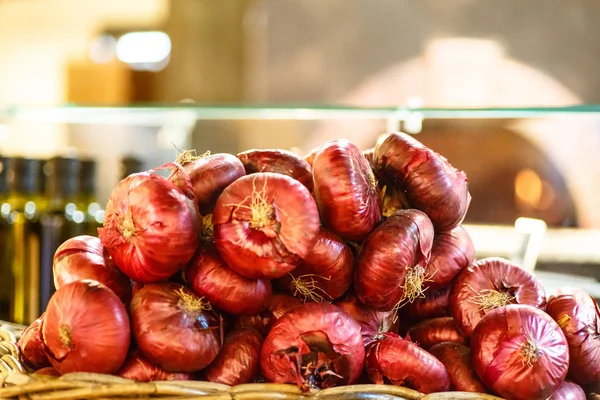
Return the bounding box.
[0,322,503,400]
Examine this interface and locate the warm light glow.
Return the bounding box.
[515,168,543,209]
[115,31,171,64]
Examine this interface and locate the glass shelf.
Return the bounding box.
[2,103,600,126]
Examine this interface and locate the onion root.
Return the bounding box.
[290,274,333,303]
[468,288,515,311]
[520,336,539,367]
[177,287,212,313]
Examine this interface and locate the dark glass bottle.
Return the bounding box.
[40,156,85,313]
[3,157,44,325]
[0,156,12,321]
[79,159,103,236]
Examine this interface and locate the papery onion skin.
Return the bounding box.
[450,257,547,337]
[53,235,132,304]
[354,209,434,311]
[274,227,353,302]
[33,367,60,377]
[130,283,222,372]
[365,332,450,394]
[471,304,569,400]
[402,285,451,322]
[548,381,586,400]
[335,294,398,346]
[99,171,200,283]
[260,302,364,390]
[117,350,192,382]
[362,148,376,169]
[406,317,467,350]
[428,342,488,393]
[425,226,475,290]
[237,149,313,192]
[233,293,302,336]
[18,314,50,370]
[213,172,320,279]
[205,328,263,385]
[381,185,408,218]
[186,251,272,315]
[42,280,130,375]
[546,287,600,386]
[177,152,246,215]
[312,139,382,242]
[374,132,471,230]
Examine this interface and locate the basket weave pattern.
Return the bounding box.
[0,322,503,400]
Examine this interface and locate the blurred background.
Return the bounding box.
[1,0,600,321]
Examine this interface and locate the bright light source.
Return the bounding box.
[116,31,171,64]
[90,34,116,64]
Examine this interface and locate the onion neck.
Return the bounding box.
[202,214,214,239]
[59,325,73,349]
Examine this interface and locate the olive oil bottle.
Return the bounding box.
[79,159,103,236]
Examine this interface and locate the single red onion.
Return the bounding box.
[53,235,131,303]
[365,332,450,394]
[402,285,451,322]
[354,209,434,311]
[260,303,364,390]
[374,132,471,230]
[425,226,475,290]
[549,381,586,400]
[205,328,263,385]
[450,257,547,337]
[335,294,398,346]
[406,317,467,350]
[312,139,382,242]
[186,251,272,315]
[172,151,245,215]
[237,149,313,191]
[428,342,488,393]
[117,350,192,382]
[18,314,50,370]
[274,227,353,302]
[42,280,130,375]
[99,165,200,283]
[233,293,302,336]
[213,172,320,279]
[471,304,569,400]
[130,283,222,372]
[546,287,600,386]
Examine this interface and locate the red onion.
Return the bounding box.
[354,209,434,311]
[53,235,132,303]
[205,328,263,385]
[130,283,222,372]
[450,257,547,337]
[117,350,191,382]
[233,293,302,336]
[471,304,569,400]
[237,149,313,191]
[99,167,200,283]
[312,139,382,242]
[406,317,467,350]
[186,251,272,315]
[549,381,586,400]
[213,172,320,279]
[42,280,130,375]
[365,332,450,394]
[425,226,475,290]
[546,287,600,386]
[274,227,353,302]
[374,132,471,230]
[335,295,398,346]
[428,342,488,393]
[173,151,245,215]
[362,147,376,169]
[402,285,451,322]
[260,303,364,390]
[18,314,50,369]
[33,367,60,377]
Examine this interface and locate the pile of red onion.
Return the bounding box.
[14,133,598,400]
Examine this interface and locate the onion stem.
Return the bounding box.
[468,287,515,311]
[176,288,211,313]
[290,274,333,303]
[202,214,214,239]
[556,314,571,329]
[175,149,210,165]
[520,336,539,367]
[59,326,72,349]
